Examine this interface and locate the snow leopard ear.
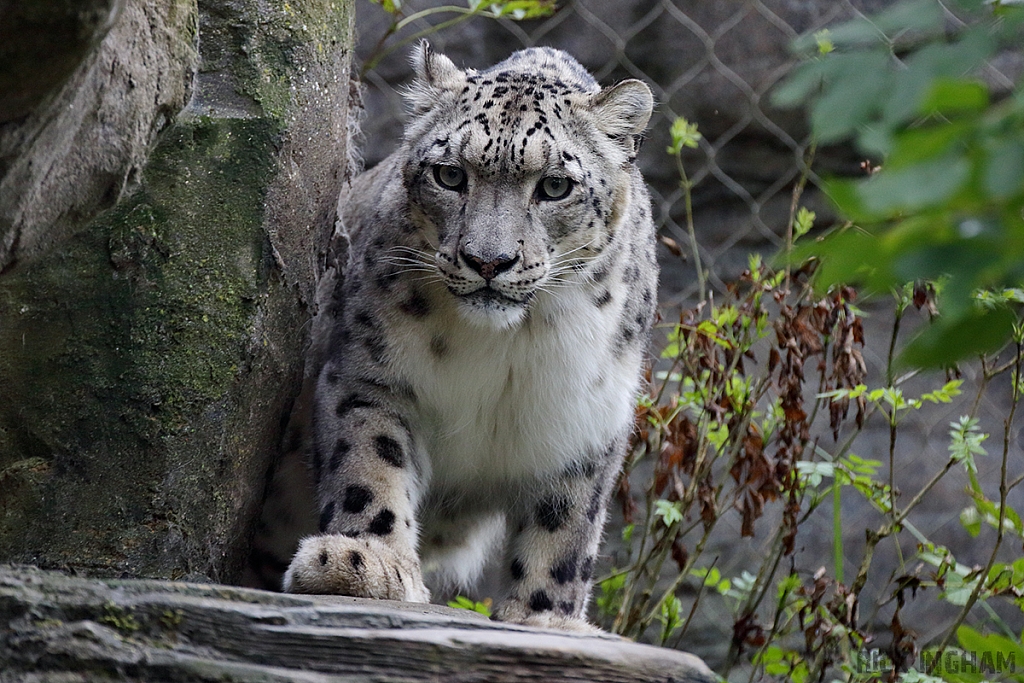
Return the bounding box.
[406,41,466,114]
[591,79,654,137]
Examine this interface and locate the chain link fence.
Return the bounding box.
[352,0,1024,661]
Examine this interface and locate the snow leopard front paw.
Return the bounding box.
[282,534,430,602]
[493,599,603,634]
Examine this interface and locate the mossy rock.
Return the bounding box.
[0,0,356,583]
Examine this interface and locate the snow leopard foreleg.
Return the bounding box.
[495,436,626,630]
[283,372,429,603]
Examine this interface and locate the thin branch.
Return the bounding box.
[929,338,1021,670]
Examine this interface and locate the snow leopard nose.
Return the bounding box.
[460,251,520,282]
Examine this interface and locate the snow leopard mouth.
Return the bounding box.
[461,287,530,308]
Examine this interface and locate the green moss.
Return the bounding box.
[0,115,278,575]
[160,608,185,630]
[0,0,354,582]
[106,116,275,429]
[100,601,140,633]
[32,618,64,629]
[237,0,353,119]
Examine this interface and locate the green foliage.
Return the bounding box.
[775,0,1024,367]
[599,5,1024,677]
[447,595,492,616]
[667,117,702,155]
[667,116,707,300]
[948,416,987,474]
[100,602,140,633]
[362,0,556,72]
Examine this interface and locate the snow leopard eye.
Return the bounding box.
[433,165,467,191]
[537,176,573,201]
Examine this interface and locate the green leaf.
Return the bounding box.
[941,571,980,605]
[898,669,946,683]
[772,60,830,109]
[596,572,626,617]
[814,29,834,55]
[881,30,994,126]
[901,307,1018,368]
[869,0,944,37]
[960,506,982,537]
[793,0,943,51]
[667,117,702,155]
[858,153,971,216]
[886,121,972,170]
[809,51,892,143]
[654,499,684,527]
[447,595,492,616]
[954,626,1024,679]
[793,226,881,290]
[691,566,721,587]
[488,0,557,20]
[920,379,963,403]
[793,206,815,240]
[948,416,987,474]
[984,140,1024,200]
[921,78,989,115]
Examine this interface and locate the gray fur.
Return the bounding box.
[259,44,657,631]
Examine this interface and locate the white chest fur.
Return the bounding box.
[388,284,640,491]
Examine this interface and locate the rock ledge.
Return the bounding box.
[1,565,713,682]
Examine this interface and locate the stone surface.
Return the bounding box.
[0,0,356,584]
[0,0,199,274]
[0,565,714,682]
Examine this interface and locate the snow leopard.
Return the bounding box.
[250,42,658,632]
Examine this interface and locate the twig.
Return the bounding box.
[928,338,1021,671]
[674,151,705,302]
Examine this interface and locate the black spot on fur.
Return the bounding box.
[354,309,376,330]
[551,556,578,585]
[319,550,328,566]
[562,457,598,479]
[580,556,595,582]
[528,590,553,612]
[594,290,612,308]
[330,440,350,471]
[536,495,571,532]
[364,335,388,364]
[586,486,604,522]
[430,335,449,359]
[343,485,373,513]
[374,435,404,467]
[510,558,525,581]
[620,322,636,344]
[400,290,431,317]
[336,395,373,418]
[318,501,335,532]
[558,601,575,615]
[349,550,364,569]
[368,509,396,536]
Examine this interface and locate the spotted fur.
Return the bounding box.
[252,43,657,631]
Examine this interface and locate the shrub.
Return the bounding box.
[600,3,1024,678]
